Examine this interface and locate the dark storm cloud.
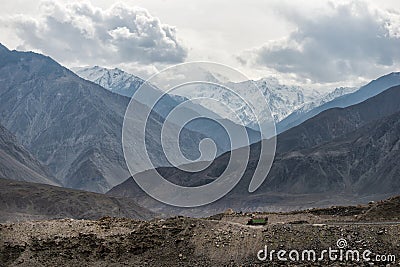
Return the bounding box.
[239,1,400,83]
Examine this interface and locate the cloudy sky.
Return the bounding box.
[1,0,400,88]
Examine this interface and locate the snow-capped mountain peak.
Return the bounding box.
[73,65,361,133]
[74,66,145,97]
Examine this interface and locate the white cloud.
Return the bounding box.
[2,0,400,85]
[239,1,400,83]
[2,1,187,66]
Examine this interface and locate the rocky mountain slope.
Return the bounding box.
[277,86,357,133]
[169,77,323,128]
[108,85,400,216]
[0,178,155,223]
[276,85,400,153]
[278,72,400,132]
[75,66,350,130]
[360,195,400,221]
[75,66,261,151]
[75,67,319,124]
[0,44,210,193]
[0,124,59,186]
[252,78,322,122]
[265,109,400,196]
[74,66,182,120]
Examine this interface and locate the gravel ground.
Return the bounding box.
[1,214,399,266]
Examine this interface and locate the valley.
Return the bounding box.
[1,35,400,266]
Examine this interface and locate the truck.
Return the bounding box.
[247,217,268,225]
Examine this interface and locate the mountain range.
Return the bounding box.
[76,65,261,152]
[0,44,216,193]
[73,68,307,122]
[1,43,400,218]
[75,66,360,134]
[108,85,400,216]
[278,72,400,132]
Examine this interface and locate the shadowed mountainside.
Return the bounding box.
[0,44,212,193]
[0,178,155,223]
[278,72,400,132]
[108,85,400,216]
[0,124,60,186]
[276,84,400,153]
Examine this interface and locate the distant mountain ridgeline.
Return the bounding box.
[108,85,400,216]
[1,42,400,217]
[0,44,229,193]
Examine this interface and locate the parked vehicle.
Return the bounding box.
[247,217,268,225]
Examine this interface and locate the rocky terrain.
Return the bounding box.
[0,178,155,223]
[1,197,399,266]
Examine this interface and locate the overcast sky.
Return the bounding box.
[1,0,400,88]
